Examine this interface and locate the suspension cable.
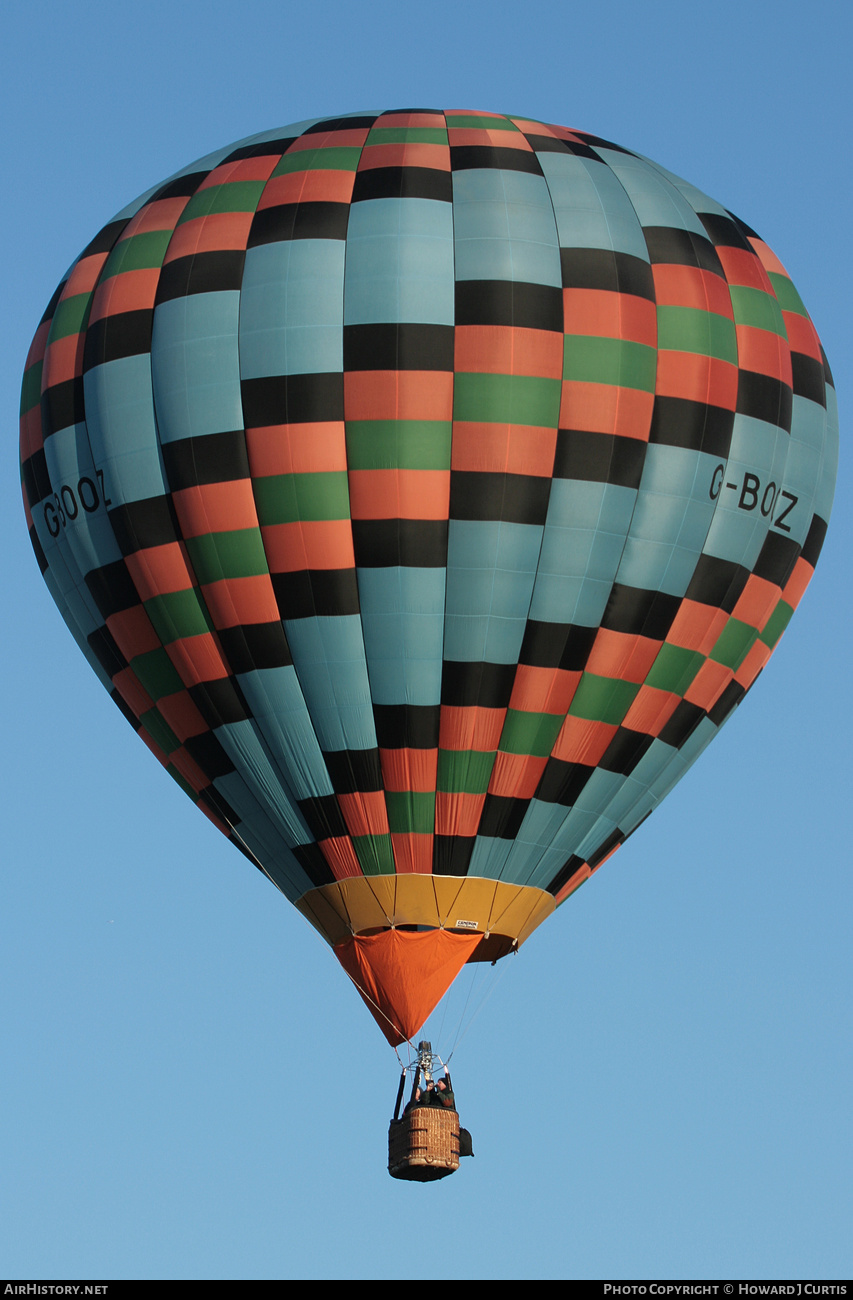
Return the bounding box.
[443,952,514,1066]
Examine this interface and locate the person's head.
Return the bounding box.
[436,1078,446,1091]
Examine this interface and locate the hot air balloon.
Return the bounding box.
[20,110,838,1057]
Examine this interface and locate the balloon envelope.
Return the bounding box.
[20,111,838,1045]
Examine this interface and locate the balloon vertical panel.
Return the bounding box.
[438,113,565,877]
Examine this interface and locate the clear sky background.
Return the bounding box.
[2,0,850,1282]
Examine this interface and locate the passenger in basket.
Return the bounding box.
[406,1075,455,1111]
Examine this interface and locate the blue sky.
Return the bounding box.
[2,0,850,1280]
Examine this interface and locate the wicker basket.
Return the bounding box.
[388,1105,460,1182]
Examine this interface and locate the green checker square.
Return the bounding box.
[139,706,181,755]
[352,833,396,876]
[437,749,495,794]
[656,307,737,364]
[709,617,760,670]
[102,230,173,279]
[445,115,518,131]
[273,147,362,176]
[767,273,808,318]
[385,791,436,834]
[166,764,198,801]
[184,529,269,583]
[645,643,705,695]
[20,362,43,416]
[759,599,794,649]
[254,472,351,525]
[144,589,215,645]
[345,421,452,471]
[178,181,267,224]
[568,674,640,725]
[563,336,657,392]
[453,373,561,428]
[365,127,448,145]
[500,709,564,758]
[48,293,91,344]
[129,647,185,700]
[728,285,786,338]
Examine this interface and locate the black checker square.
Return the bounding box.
[685,553,749,612]
[573,131,636,156]
[790,352,826,407]
[707,679,745,726]
[85,557,142,618]
[188,676,250,728]
[455,279,563,332]
[450,146,541,175]
[658,699,704,750]
[545,853,585,897]
[598,726,655,775]
[41,281,67,325]
[536,757,595,807]
[155,250,245,303]
[79,219,130,260]
[222,138,297,164]
[601,584,681,640]
[522,132,574,155]
[752,530,800,588]
[440,660,517,709]
[642,225,723,276]
[217,621,292,674]
[108,496,180,555]
[478,793,530,840]
[84,310,154,368]
[41,377,85,439]
[152,172,208,203]
[800,514,828,570]
[648,396,734,459]
[527,135,601,163]
[22,447,51,508]
[373,704,440,750]
[297,793,349,841]
[87,625,127,678]
[519,620,598,671]
[28,524,48,575]
[343,322,454,372]
[272,568,360,620]
[110,688,141,729]
[183,730,237,779]
[432,834,475,876]
[736,371,793,433]
[351,166,452,204]
[587,827,623,870]
[323,746,383,794]
[241,372,345,427]
[449,471,551,526]
[248,202,350,246]
[303,115,378,134]
[161,429,251,490]
[292,842,337,889]
[553,428,646,488]
[698,211,754,252]
[560,247,655,300]
[351,519,448,568]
